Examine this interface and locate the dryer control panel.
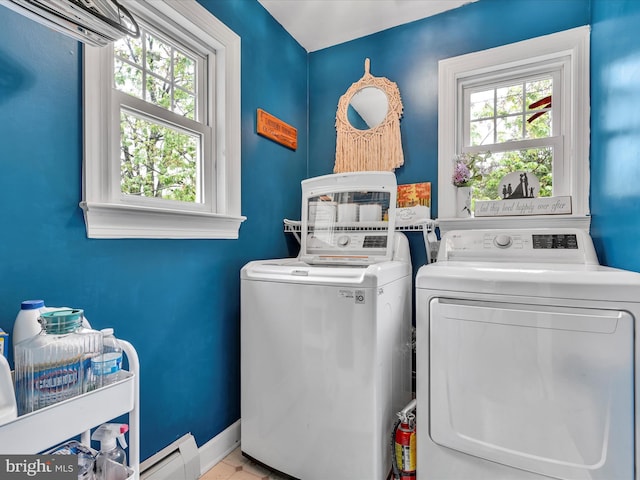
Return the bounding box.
[438,228,599,264]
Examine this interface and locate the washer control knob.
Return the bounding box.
[494,234,512,248]
[337,235,350,247]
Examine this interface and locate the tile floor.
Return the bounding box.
[200,447,290,480]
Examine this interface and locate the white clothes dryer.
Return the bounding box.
[241,172,413,480]
[415,228,640,480]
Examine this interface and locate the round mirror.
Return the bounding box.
[346,86,389,130]
[334,58,404,173]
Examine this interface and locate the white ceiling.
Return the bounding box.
[258,0,476,52]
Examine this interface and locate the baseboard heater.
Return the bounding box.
[140,434,200,480]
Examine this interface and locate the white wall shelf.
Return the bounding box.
[437,215,591,236]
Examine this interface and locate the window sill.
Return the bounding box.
[437,215,591,236]
[79,202,246,239]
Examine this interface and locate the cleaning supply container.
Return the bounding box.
[0,355,17,426]
[13,301,95,364]
[14,309,102,414]
[13,299,47,351]
[92,423,129,480]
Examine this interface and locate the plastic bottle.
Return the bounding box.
[91,328,123,388]
[77,322,104,393]
[92,423,129,480]
[13,300,46,352]
[14,309,102,414]
[0,354,17,426]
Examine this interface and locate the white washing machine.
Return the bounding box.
[241,172,413,480]
[415,228,640,480]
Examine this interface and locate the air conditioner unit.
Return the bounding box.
[0,0,139,47]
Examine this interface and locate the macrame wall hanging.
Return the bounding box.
[334,58,404,173]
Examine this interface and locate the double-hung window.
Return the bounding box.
[81,0,243,239]
[464,72,561,200]
[438,26,590,231]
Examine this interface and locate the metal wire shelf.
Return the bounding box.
[284,218,438,263]
[284,219,435,234]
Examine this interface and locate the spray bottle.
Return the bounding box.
[92,423,129,480]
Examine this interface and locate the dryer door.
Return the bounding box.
[429,298,634,480]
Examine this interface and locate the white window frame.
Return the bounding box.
[437,26,590,233]
[81,0,244,239]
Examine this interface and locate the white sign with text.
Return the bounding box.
[474,196,572,217]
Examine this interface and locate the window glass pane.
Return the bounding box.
[145,74,172,110]
[525,79,553,139]
[120,110,200,203]
[526,111,552,139]
[114,36,142,66]
[174,88,195,120]
[526,79,552,109]
[472,147,553,202]
[470,119,494,146]
[470,90,494,121]
[114,58,143,99]
[496,115,522,143]
[496,84,522,116]
[146,34,172,80]
[174,51,195,92]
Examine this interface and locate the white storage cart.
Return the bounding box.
[0,341,140,479]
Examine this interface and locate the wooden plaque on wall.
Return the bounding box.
[257,108,297,150]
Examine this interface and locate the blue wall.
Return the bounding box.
[590,0,640,270]
[2,0,640,464]
[0,0,307,459]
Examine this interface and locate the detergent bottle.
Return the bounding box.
[13,300,47,352]
[0,355,17,426]
[92,423,129,480]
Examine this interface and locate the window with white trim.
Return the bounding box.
[81,0,244,239]
[438,26,590,230]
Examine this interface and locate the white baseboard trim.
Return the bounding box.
[198,419,241,475]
